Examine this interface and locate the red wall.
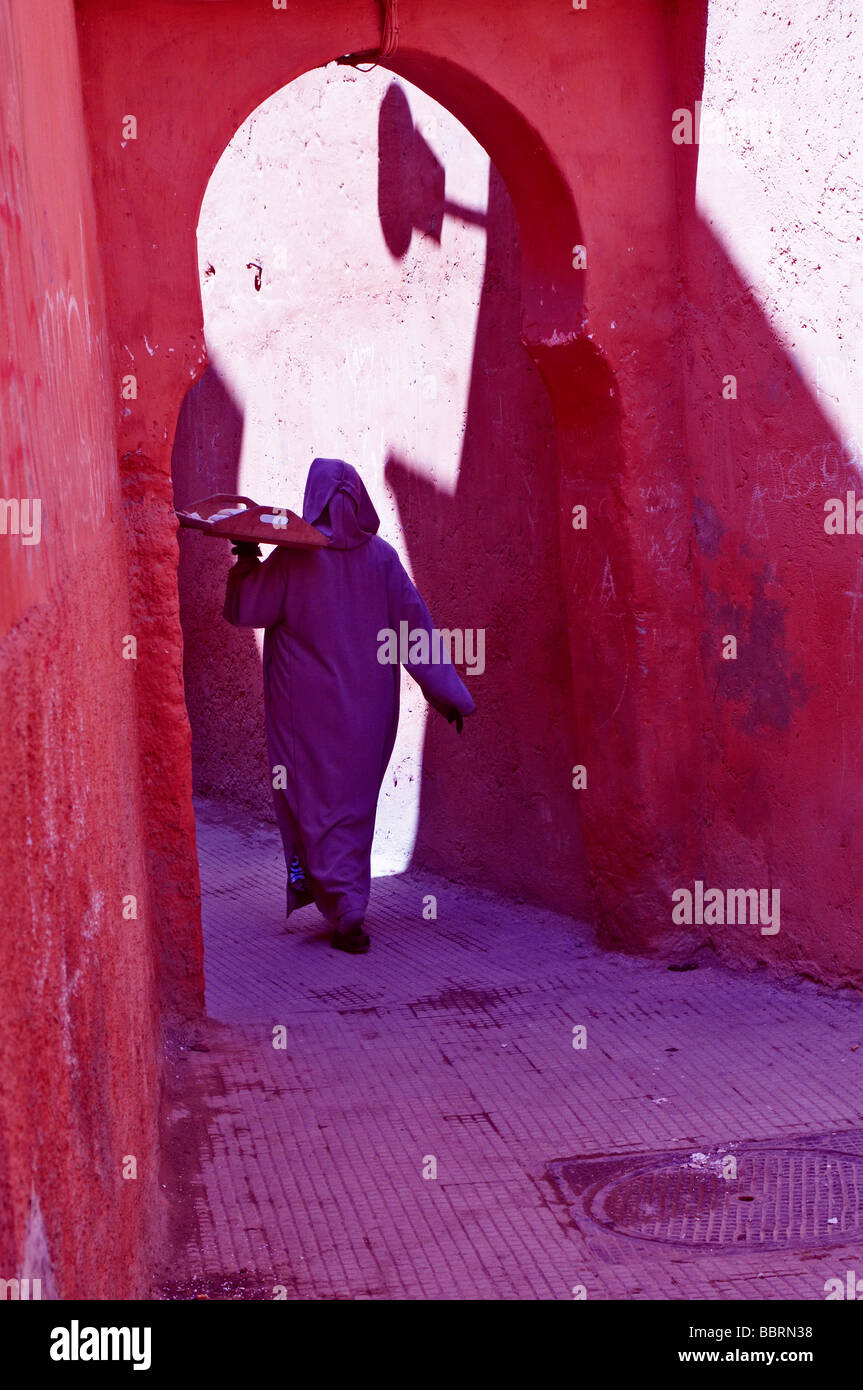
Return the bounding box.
[5,0,857,1303]
[0,0,165,1297]
[71,0,863,996]
[672,4,863,980]
[75,0,690,963]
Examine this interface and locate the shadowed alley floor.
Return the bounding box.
[154,798,863,1300]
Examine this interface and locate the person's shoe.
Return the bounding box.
[331,923,370,954]
[286,886,315,917]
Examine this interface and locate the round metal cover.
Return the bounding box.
[584,1149,863,1250]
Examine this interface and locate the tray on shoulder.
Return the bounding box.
[176,494,329,549]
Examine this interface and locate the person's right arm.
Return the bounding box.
[223,545,289,629]
[388,553,476,724]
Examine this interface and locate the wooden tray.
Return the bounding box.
[176,494,330,549]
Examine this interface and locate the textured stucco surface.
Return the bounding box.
[0,0,163,1297]
[71,0,863,998]
[674,0,863,979]
[3,0,861,1309]
[174,67,586,912]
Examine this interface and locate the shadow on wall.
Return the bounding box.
[376,27,863,970]
[173,368,269,817]
[656,3,863,975]
[171,77,590,917]
[682,218,859,970]
[386,155,585,911]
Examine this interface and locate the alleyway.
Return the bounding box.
[154,799,863,1301]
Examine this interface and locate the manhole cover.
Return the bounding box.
[583,1149,863,1251]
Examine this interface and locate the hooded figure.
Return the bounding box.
[224,458,475,953]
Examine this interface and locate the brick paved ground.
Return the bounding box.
[154,797,863,1299]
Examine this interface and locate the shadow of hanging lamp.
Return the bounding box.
[336,2,488,259]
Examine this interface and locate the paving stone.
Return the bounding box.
[153,798,863,1300]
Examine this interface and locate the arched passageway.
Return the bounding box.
[172,65,589,919]
[8,0,863,1307]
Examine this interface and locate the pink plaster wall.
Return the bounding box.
[7,0,861,1306]
[71,0,863,989]
[672,1,863,980]
[0,0,163,1297]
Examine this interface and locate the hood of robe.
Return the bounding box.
[302,457,380,550]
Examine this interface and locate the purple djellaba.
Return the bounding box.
[224,457,476,953]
